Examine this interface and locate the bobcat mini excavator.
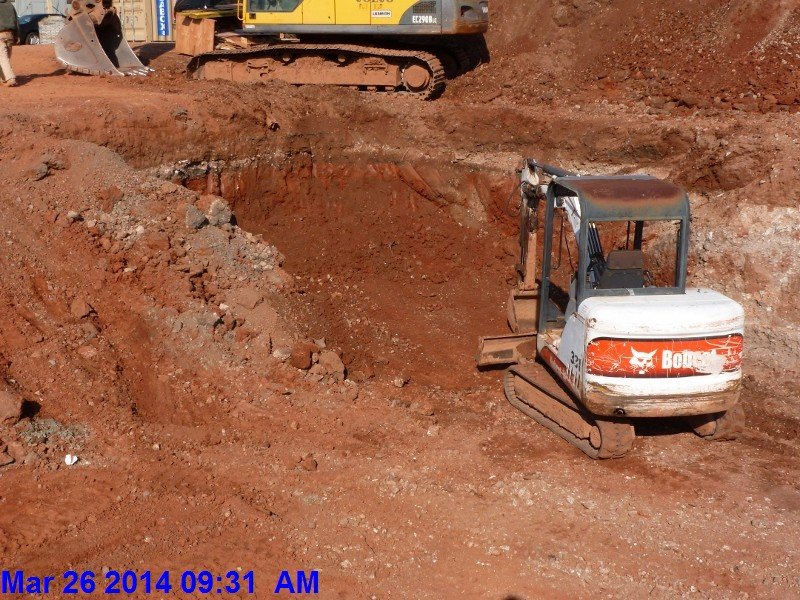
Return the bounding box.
[478,160,745,458]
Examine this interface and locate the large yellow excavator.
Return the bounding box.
[54,0,489,99]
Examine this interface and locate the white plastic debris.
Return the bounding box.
[64,454,79,466]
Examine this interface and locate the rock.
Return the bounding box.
[412,401,435,417]
[228,287,263,311]
[67,211,82,223]
[97,185,124,212]
[0,382,23,425]
[308,364,326,377]
[234,326,255,343]
[289,342,316,370]
[272,346,292,361]
[340,383,359,402]
[5,441,26,463]
[41,154,66,170]
[139,230,171,255]
[677,94,709,109]
[161,181,180,195]
[299,454,318,471]
[76,345,98,359]
[349,367,374,382]
[81,322,100,340]
[207,199,233,226]
[185,205,208,230]
[479,89,503,103]
[70,297,94,319]
[0,451,13,467]
[314,338,326,349]
[392,375,409,388]
[29,163,49,181]
[318,350,346,380]
[610,69,630,83]
[648,95,669,109]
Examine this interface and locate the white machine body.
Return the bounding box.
[539,288,744,417]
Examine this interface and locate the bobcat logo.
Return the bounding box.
[629,347,657,374]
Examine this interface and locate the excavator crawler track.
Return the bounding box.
[686,402,745,441]
[187,42,446,99]
[504,363,635,459]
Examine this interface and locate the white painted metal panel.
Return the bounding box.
[579,288,744,338]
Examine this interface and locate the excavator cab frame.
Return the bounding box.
[537,175,691,335]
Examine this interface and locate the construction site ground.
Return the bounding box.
[1,2,799,596]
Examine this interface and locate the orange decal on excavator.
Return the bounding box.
[586,335,743,378]
[540,346,581,395]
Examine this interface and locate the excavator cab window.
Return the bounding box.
[584,219,684,295]
[535,171,690,333]
[250,0,300,12]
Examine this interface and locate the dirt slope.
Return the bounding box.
[469,0,800,108]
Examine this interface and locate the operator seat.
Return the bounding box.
[598,249,644,289]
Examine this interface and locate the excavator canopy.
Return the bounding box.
[552,176,690,221]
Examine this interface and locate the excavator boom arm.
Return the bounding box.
[518,159,606,291]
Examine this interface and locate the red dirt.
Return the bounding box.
[0,4,799,596]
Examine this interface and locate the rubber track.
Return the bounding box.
[504,366,635,459]
[696,403,745,441]
[188,42,446,99]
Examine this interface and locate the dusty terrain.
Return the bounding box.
[0,1,799,598]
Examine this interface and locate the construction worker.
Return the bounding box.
[0,0,18,87]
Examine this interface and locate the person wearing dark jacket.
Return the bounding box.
[0,0,18,86]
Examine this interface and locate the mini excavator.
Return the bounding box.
[478,160,745,458]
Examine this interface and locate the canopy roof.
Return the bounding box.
[553,175,689,220]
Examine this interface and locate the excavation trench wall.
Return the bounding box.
[167,151,800,402]
[176,154,518,389]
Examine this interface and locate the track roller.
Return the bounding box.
[188,42,445,99]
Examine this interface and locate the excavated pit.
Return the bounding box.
[178,154,519,389]
[168,150,800,448]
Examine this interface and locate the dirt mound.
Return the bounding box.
[459,0,800,110]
